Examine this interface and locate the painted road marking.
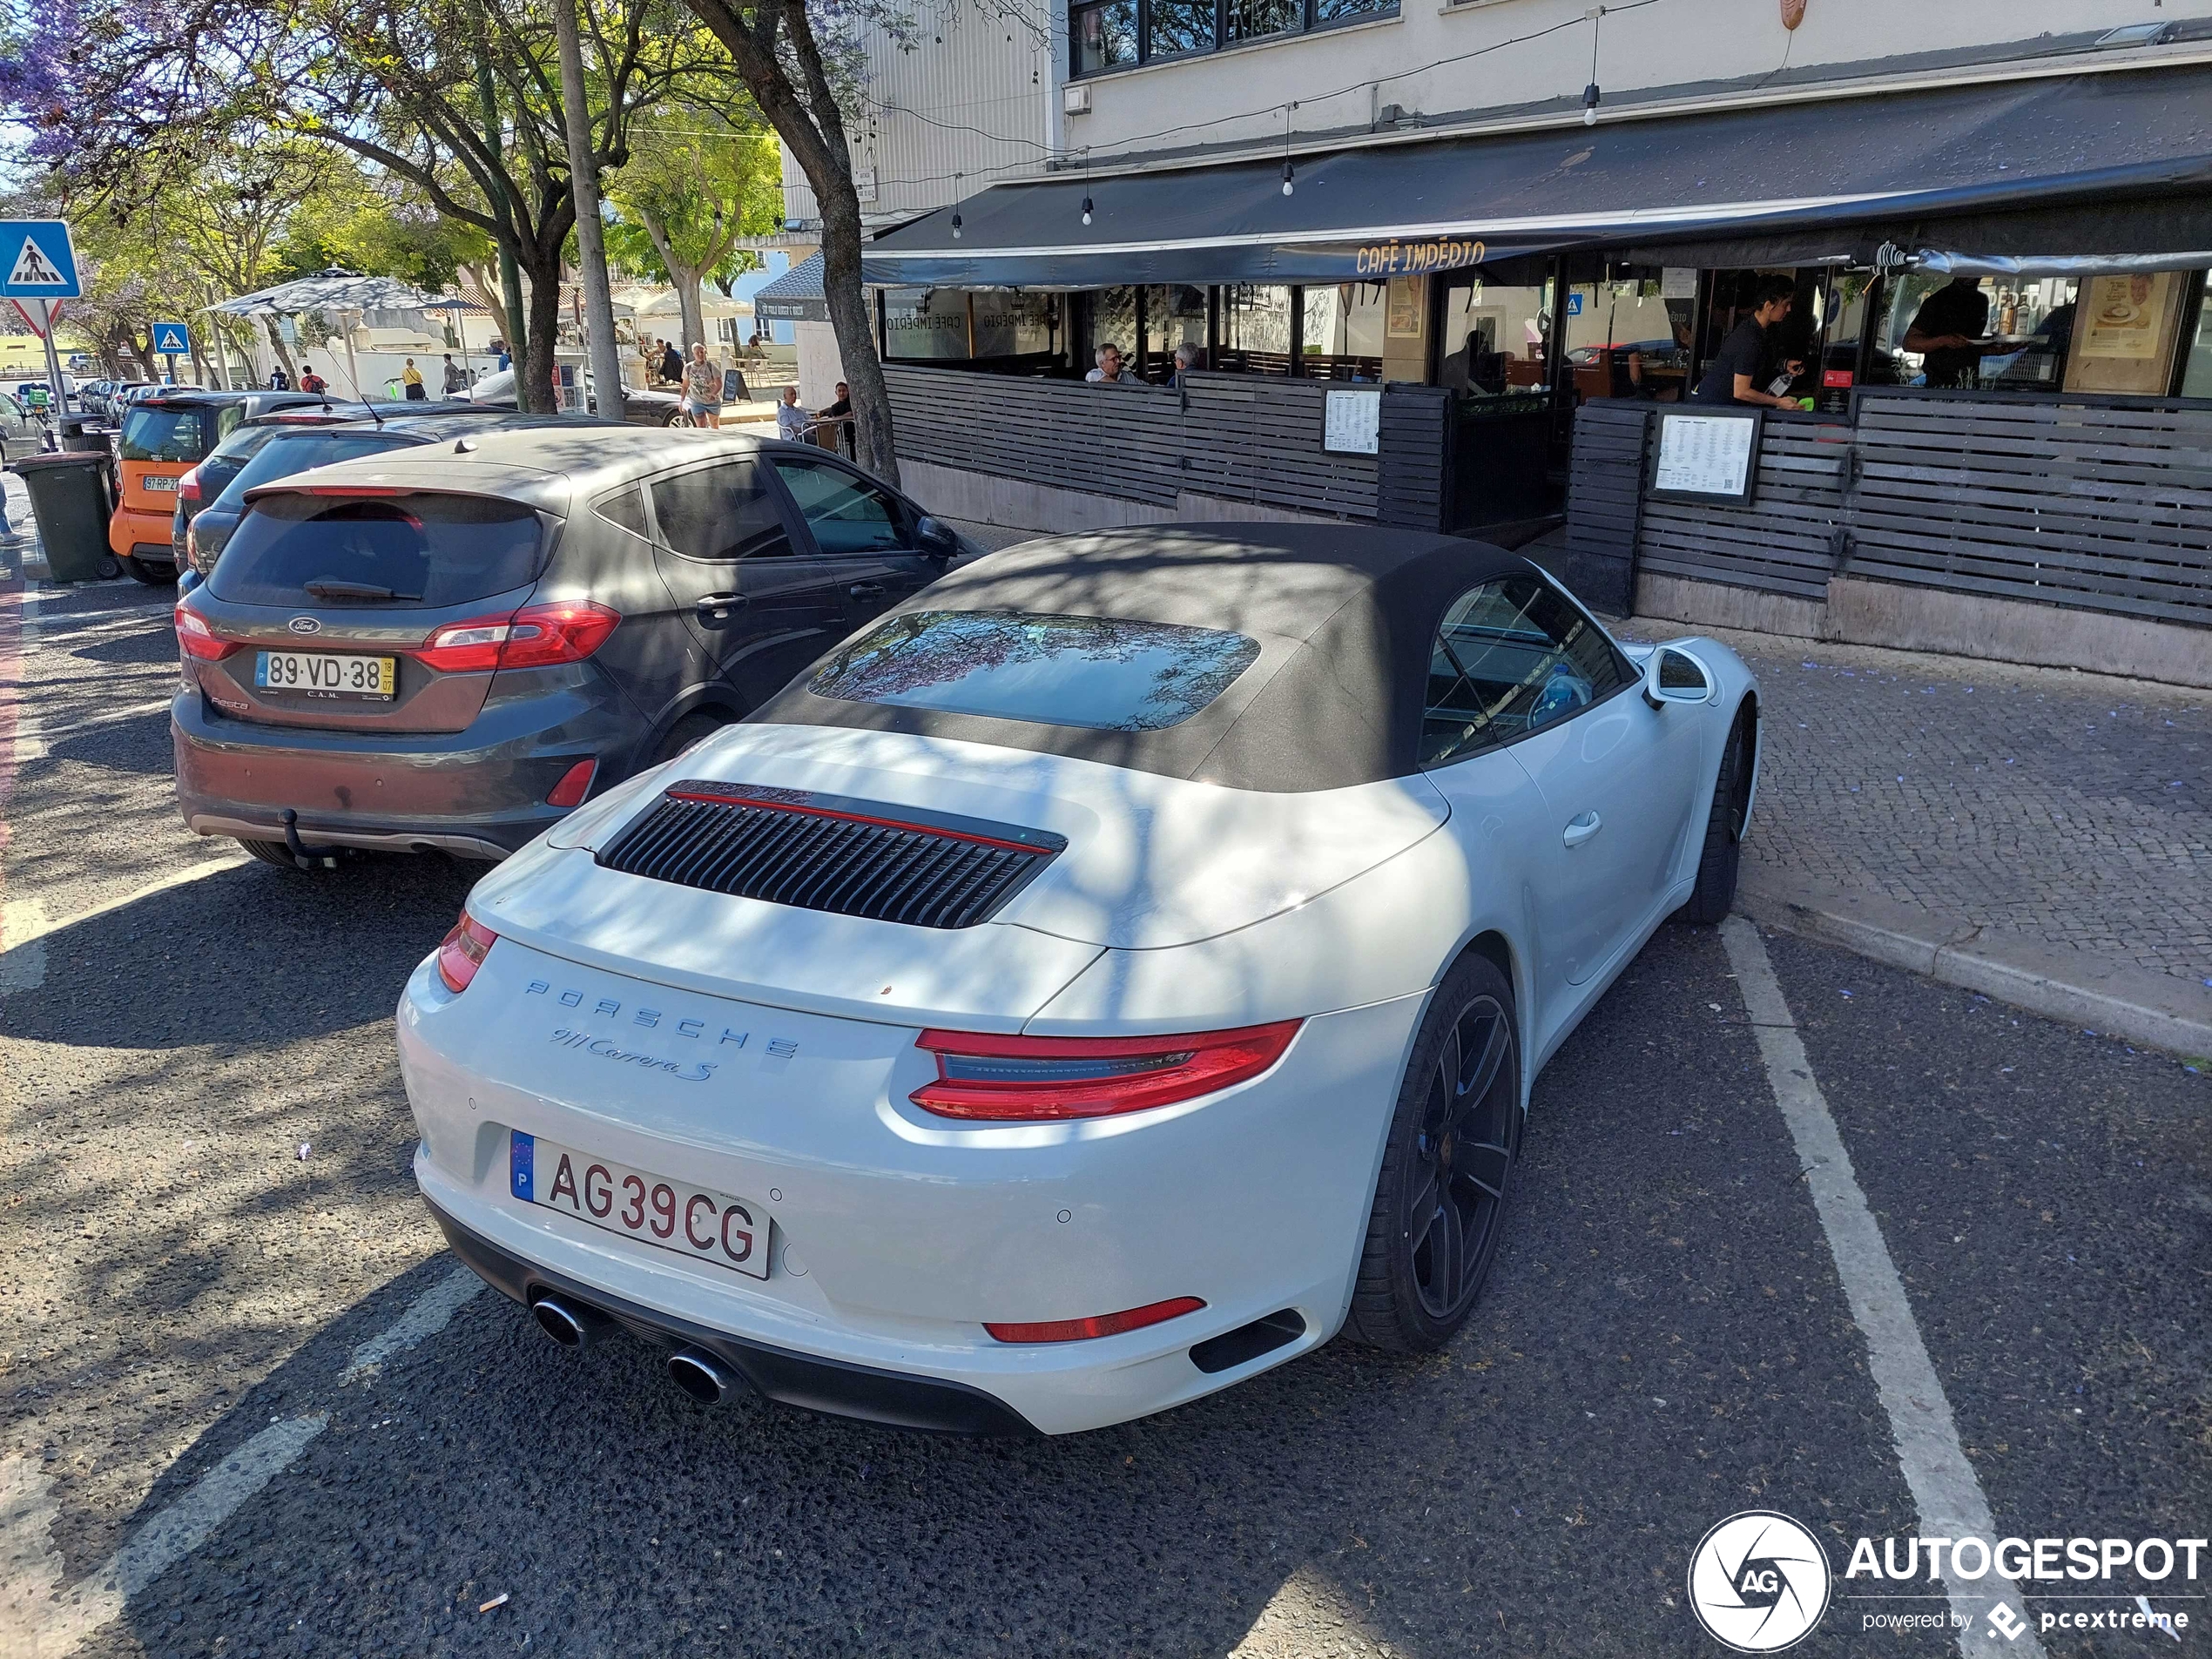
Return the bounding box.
[0,855,248,995]
[2,1266,486,1654]
[1721,916,2046,1659]
[342,1265,485,1383]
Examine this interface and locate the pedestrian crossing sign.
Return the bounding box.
[152,321,191,355]
[0,219,81,298]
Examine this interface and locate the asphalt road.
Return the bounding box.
[2,581,2205,1658]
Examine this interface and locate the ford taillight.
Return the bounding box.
[415,602,620,674]
[173,601,233,661]
[910,1022,1299,1122]
[435,913,498,994]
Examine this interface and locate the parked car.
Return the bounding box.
[390,527,1759,1434]
[179,403,571,577]
[0,392,44,461]
[111,389,328,583]
[172,425,977,867]
[463,366,684,427]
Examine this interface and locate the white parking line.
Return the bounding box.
[3,1265,483,1654]
[1721,916,2046,1659]
[341,1266,485,1383]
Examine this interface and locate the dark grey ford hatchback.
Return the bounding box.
[172,425,974,867]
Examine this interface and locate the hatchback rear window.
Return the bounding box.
[216,433,414,509]
[209,494,546,610]
[120,403,220,463]
[809,610,1260,732]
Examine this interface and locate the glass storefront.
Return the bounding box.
[1440,276,1552,395]
[1217,284,1294,373]
[1873,273,2080,393]
[1299,284,1386,379]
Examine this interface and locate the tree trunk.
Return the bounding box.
[816,174,896,484]
[521,257,563,415]
[260,318,298,385]
[551,0,627,420]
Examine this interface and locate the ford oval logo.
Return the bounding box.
[287,617,321,636]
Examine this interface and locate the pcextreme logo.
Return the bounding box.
[1688,1512,1833,1653]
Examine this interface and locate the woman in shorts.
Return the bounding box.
[681,343,723,428]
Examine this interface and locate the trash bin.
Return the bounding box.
[10,451,118,583]
[57,415,111,456]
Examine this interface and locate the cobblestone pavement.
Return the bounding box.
[1622,621,2211,986]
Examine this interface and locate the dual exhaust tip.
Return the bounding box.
[529,1291,738,1406]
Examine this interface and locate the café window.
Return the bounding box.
[1299,283,1385,380]
[1440,275,1553,395]
[884,288,973,361]
[1873,273,2079,394]
[2181,271,2212,397]
[1558,268,1694,402]
[1073,0,1398,77]
[1217,285,1293,373]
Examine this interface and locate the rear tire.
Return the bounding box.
[1673,705,1753,926]
[653,708,734,765]
[121,555,173,586]
[1344,952,1521,1354]
[237,839,300,869]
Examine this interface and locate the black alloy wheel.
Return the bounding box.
[1345,952,1521,1352]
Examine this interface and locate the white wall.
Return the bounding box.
[782,0,1058,226]
[1065,0,2212,164]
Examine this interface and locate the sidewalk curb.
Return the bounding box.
[1737,870,2212,1061]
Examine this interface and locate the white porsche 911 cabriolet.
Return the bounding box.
[398,526,1757,1435]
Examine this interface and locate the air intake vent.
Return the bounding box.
[597,781,1065,930]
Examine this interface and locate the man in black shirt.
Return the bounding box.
[1903,276,1990,388]
[1691,275,1804,408]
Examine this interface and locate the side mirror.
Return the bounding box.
[1642,644,1715,709]
[915,515,959,560]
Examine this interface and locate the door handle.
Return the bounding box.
[847,581,886,603]
[695,592,748,618]
[1561,811,1602,847]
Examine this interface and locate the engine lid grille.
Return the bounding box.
[596,781,1066,930]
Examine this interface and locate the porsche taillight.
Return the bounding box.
[909,1022,1299,1122]
[435,913,498,994]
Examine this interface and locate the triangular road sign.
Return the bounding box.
[152,321,191,354]
[8,235,67,287]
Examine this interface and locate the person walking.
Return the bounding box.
[298,364,327,395]
[681,342,724,429]
[660,339,685,387]
[267,366,290,390]
[401,358,427,401]
[442,353,467,395]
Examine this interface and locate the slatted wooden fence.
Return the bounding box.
[1563,389,2212,629]
[882,366,1449,527]
[1845,393,2212,628]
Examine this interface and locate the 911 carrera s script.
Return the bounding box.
[549,1028,718,1082]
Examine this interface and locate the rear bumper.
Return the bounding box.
[426,1195,1039,1435]
[172,687,635,860]
[109,504,174,558]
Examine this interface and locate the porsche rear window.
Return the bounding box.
[209,494,545,609]
[810,610,1259,732]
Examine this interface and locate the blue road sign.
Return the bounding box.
[1565,292,1584,316]
[152,320,192,355]
[0,219,81,300]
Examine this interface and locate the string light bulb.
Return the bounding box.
[1582,82,1601,125]
[952,207,962,238]
[1082,195,1093,225]
[1281,159,1295,197]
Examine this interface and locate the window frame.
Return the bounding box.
[1069,0,1398,80]
[639,455,801,566]
[765,452,924,560]
[1416,571,1640,770]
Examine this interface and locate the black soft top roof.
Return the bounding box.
[752,524,1528,792]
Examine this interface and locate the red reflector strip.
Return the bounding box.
[663,790,1044,854]
[435,914,498,994]
[546,759,597,808]
[912,1022,1299,1122]
[984,1297,1205,1345]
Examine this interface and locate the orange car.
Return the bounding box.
[111,390,325,583]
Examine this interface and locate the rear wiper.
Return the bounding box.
[301,578,420,602]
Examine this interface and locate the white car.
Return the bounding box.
[397,527,1758,1435]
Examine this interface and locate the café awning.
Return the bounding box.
[862,62,2212,288]
[753,253,828,323]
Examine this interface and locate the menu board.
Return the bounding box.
[2066,272,2188,395]
[1649,409,1763,503]
[1322,388,1381,455]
